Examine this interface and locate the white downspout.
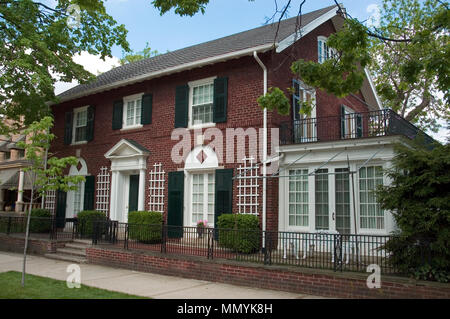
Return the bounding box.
[253,51,267,248]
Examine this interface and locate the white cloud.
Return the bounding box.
[54,51,120,95]
[366,4,381,28]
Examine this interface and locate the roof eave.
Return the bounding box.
[55,43,276,105]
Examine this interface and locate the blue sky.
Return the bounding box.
[104,0,383,58]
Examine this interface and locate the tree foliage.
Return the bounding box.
[120,42,159,65]
[376,142,450,282]
[368,0,449,131]
[0,0,129,126]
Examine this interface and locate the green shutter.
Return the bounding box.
[167,171,184,238]
[214,168,233,227]
[64,112,73,145]
[55,190,67,228]
[356,113,363,138]
[141,94,153,125]
[112,100,123,130]
[174,85,189,128]
[340,105,346,139]
[83,175,95,211]
[86,106,95,142]
[213,77,228,123]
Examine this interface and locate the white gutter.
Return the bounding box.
[253,51,267,247]
[57,43,275,104]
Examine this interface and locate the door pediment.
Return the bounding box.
[105,139,150,159]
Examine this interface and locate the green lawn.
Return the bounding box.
[0,271,147,299]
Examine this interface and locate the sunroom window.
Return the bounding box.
[359,166,385,230]
[288,169,309,227]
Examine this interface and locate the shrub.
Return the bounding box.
[77,210,107,237]
[217,214,261,254]
[128,211,163,244]
[28,209,52,233]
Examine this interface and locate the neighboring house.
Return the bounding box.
[0,120,39,213]
[48,5,431,237]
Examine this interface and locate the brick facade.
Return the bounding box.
[86,246,450,299]
[50,19,370,230]
[0,234,68,255]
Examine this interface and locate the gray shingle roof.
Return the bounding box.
[58,5,338,101]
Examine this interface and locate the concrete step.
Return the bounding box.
[72,239,92,245]
[65,243,90,250]
[44,253,87,264]
[57,248,86,257]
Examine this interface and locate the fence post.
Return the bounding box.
[92,221,98,245]
[264,231,272,265]
[6,217,11,235]
[160,222,166,254]
[207,228,214,259]
[124,223,128,250]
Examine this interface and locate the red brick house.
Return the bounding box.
[48,5,429,238]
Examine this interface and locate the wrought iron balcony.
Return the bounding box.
[280,109,434,146]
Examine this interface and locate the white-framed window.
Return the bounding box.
[318,36,336,64]
[72,106,88,144]
[288,169,309,227]
[123,93,143,129]
[359,166,385,230]
[293,79,317,142]
[191,172,215,226]
[315,169,329,230]
[188,77,216,128]
[73,181,84,216]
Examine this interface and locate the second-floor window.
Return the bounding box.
[4,151,11,160]
[73,107,88,143]
[318,36,336,64]
[123,94,143,129]
[189,77,215,128]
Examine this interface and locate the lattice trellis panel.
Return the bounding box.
[237,157,259,215]
[96,167,110,214]
[44,178,56,213]
[148,163,165,213]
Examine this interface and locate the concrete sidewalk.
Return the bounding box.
[0,252,324,299]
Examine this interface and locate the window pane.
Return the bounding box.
[288,169,308,227]
[359,166,384,230]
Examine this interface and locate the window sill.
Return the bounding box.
[188,123,216,130]
[120,124,143,131]
[71,141,88,146]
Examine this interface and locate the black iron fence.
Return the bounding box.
[280,109,434,146]
[0,215,103,241]
[91,221,399,275]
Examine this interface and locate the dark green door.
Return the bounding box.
[55,190,67,228]
[128,175,139,213]
[167,171,184,238]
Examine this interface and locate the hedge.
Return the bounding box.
[128,211,163,244]
[217,214,261,254]
[77,210,107,236]
[28,209,52,233]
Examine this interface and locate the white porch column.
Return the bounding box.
[109,171,118,220]
[15,170,25,212]
[138,169,146,211]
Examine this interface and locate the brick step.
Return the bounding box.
[57,248,86,257]
[44,253,87,264]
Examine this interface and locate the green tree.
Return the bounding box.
[16,116,85,287]
[376,142,450,282]
[120,42,159,65]
[0,0,129,126]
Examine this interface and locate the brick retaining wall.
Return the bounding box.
[86,246,450,299]
[0,234,68,255]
